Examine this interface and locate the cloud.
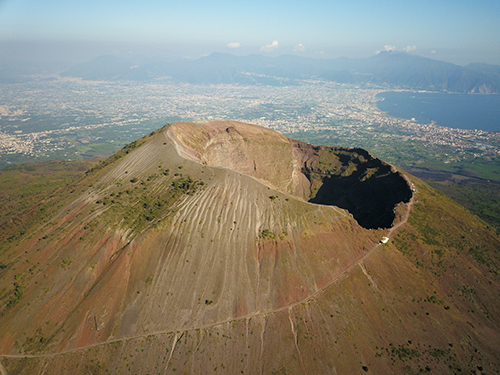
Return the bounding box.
[431,50,437,54]
[315,50,325,55]
[226,42,241,49]
[260,40,279,53]
[403,45,417,52]
[376,45,418,54]
[294,43,306,52]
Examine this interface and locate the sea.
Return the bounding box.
[375,91,500,132]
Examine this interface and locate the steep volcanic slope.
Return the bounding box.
[0,120,499,374]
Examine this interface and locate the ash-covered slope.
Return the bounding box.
[1,121,500,374]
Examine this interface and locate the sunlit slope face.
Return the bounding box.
[0,121,383,355]
[168,120,305,196]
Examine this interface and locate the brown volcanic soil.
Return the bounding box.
[0,120,499,374]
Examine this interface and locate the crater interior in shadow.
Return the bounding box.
[294,143,413,230]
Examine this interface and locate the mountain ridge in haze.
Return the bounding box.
[58,51,500,92]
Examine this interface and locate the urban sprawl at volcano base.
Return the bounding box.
[0,78,498,169]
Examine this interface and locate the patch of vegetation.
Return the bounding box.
[22,328,50,353]
[171,176,202,196]
[60,258,73,269]
[341,161,358,177]
[0,159,100,246]
[108,174,205,232]
[378,341,457,371]
[429,180,500,233]
[417,224,442,247]
[386,343,421,361]
[6,281,25,309]
[459,286,476,296]
[427,348,447,359]
[424,295,444,305]
[393,231,418,257]
[260,229,275,240]
[400,183,500,274]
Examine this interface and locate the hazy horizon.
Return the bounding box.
[0,0,499,66]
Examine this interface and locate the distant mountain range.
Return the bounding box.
[57,51,500,93]
[2,51,499,93]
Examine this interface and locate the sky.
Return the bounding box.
[0,0,499,65]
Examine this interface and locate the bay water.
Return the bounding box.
[376,91,500,132]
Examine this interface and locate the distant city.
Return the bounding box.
[0,76,499,174]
